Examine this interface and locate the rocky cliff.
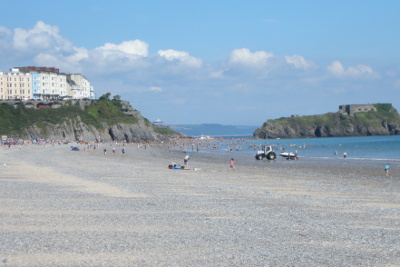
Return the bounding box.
[23,113,165,142]
[0,97,177,142]
[254,105,400,139]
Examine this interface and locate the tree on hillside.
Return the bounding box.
[98,92,111,101]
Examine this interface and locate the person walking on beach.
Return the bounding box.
[343,152,347,159]
[230,158,235,171]
[103,148,107,155]
[184,154,190,169]
[385,164,390,176]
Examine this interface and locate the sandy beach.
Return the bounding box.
[1,142,400,266]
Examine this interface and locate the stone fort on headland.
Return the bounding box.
[339,103,392,116]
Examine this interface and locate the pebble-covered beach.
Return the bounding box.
[1,142,400,266]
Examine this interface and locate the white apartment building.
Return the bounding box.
[66,74,94,99]
[36,71,68,99]
[8,66,95,100]
[0,69,32,100]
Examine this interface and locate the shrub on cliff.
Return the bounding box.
[84,93,137,125]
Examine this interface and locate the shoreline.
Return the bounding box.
[1,143,400,266]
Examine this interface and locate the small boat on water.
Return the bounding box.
[279,152,297,159]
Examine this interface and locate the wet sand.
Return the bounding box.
[1,143,400,266]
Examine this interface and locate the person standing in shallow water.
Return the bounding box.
[343,152,347,159]
[184,154,190,169]
[385,164,390,176]
[230,158,235,171]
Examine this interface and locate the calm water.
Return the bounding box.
[195,135,400,162]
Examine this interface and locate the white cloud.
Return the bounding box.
[327,61,344,76]
[33,47,89,73]
[80,40,150,73]
[347,64,373,76]
[285,55,313,69]
[327,60,376,78]
[8,21,149,72]
[68,47,90,62]
[157,49,202,68]
[0,26,11,38]
[0,26,11,49]
[149,86,162,92]
[13,21,73,52]
[96,40,148,57]
[210,70,225,78]
[228,48,273,67]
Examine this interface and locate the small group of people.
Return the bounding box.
[103,147,125,155]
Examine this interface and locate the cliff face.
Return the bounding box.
[0,97,177,142]
[254,110,400,139]
[23,113,163,142]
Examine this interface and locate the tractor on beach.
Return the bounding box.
[255,145,277,160]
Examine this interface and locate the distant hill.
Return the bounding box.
[254,103,400,139]
[169,123,257,138]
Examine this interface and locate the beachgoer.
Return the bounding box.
[122,147,125,155]
[104,148,107,155]
[385,164,389,176]
[230,158,235,171]
[343,152,347,159]
[112,147,116,155]
[184,154,190,169]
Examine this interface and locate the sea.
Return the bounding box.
[192,135,400,162]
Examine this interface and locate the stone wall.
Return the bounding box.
[0,99,93,110]
[339,104,379,116]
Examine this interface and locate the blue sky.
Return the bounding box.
[1,0,399,126]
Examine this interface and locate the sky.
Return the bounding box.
[1,0,400,126]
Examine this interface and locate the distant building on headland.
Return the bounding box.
[153,118,167,128]
[0,66,95,100]
[339,103,391,116]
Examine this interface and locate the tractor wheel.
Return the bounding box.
[255,154,263,160]
[267,152,276,160]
